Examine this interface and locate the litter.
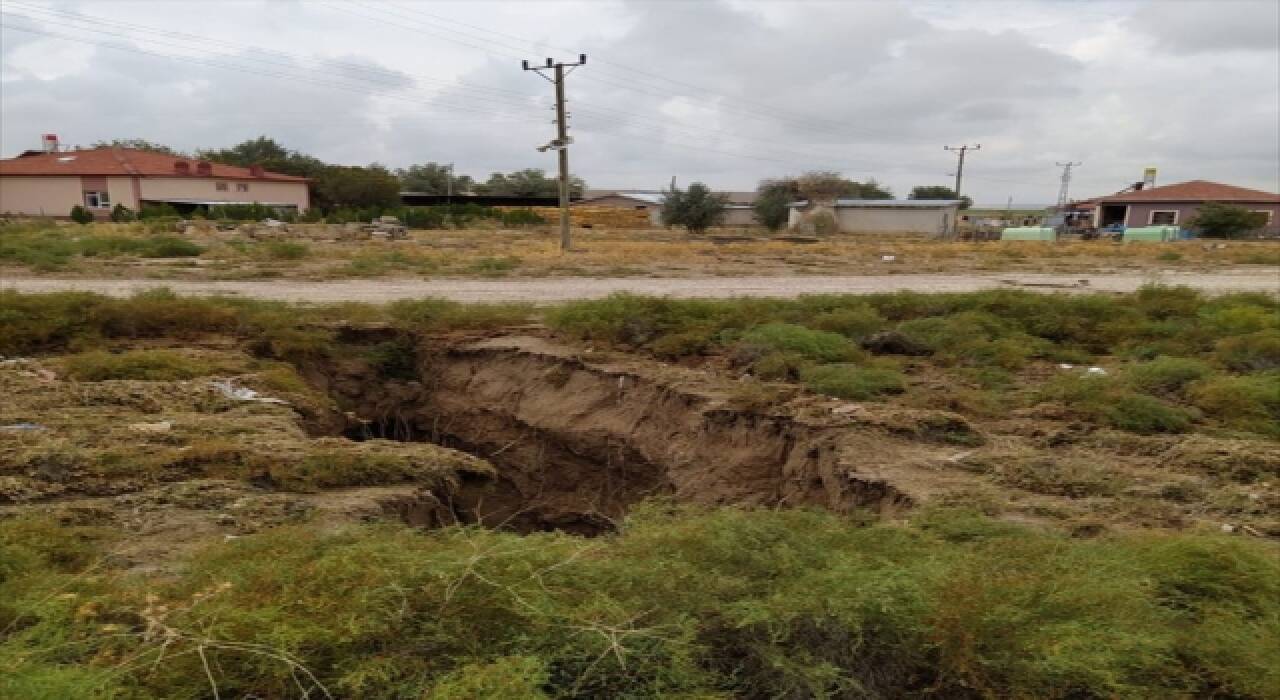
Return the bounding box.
[0,423,45,432]
[129,421,172,433]
[880,255,897,262]
[210,380,288,405]
[1086,367,1107,375]
[1058,363,1074,370]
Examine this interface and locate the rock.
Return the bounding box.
[861,331,931,356]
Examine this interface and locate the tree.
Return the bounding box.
[92,139,179,154]
[754,179,796,231]
[198,137,326,179]
[792,171,892,201]
[910,185,972,209]
[312,164,402,211]
[474,169,585,198]
[396,163,474,195]
[1189,202,1270,239]
[662,182,728,234]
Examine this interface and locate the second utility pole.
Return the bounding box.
[523,54,586,251]
[944,143,980,200]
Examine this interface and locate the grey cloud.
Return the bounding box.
[1128,0,1279,54]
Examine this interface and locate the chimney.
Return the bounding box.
[174,160,191,175]
[195,160,213,176]
[41,134,59,153]
[248,164,265,177]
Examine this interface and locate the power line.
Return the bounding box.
[1055,161,1082,208]
[523,54,587,251]
[943,144,980,199]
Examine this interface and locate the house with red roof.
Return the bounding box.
[0,144,309,219]
[1091,180,1279,234]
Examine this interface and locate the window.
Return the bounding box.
[215,182,229,191]
[84,191,110,209]
[1149,210,1178,225]
[236,183,250,192]
[1252,210,1274,225]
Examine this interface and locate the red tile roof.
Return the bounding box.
[0,148,307,182]
[1097,180,1279,203]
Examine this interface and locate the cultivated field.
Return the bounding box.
[2,286,1278,697]
[3,218,1280,281]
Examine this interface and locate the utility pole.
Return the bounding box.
[1055,161,1082,209]
[943,144,980,200]
[523,54,586,251]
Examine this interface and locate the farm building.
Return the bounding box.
[0,143,309,218]
[1090,180,1279,234]
[787,199,962,235]
[578,189,759,227]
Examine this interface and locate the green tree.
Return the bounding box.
[91,139,180,154]
[662,182,728,234]
[198,137,326,179]
[753,179,796,231]
[312,164,402,211]
[792,171,893,201]
[1188,202,1270,239]
[396,163,474,195]
[909,185,972,209]
[475,169,584,198]
[109,204,136,222]
[69,205,94,224]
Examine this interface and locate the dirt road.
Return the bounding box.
[2,270,1276,303]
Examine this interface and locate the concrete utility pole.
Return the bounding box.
[523,54,586,251]
[1055,161,1082,209]
[943,144,980,200]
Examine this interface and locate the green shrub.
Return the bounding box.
[109,203,135,222]
[499,208,546,227]
[138,202,180,219]
[740,323,862,362]
[61,349,211,381]
[1125,356,1213,395]
[1189,374,1280,435]
[649,329,713,359]
[402,206,447,229]
[68,205,94,224]
[1215,330,1280,371]
[750,350,808,380]
[800,363,905,400]
[137,236,204,258]
[208,202,279,221]
[807,305,885,340]
[1103,393,1193,434]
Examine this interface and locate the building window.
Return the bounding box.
[236,183,249,192]
[1149,210,1179,225]
[215,182,229,191]
[1252,210,1274,225]
[84,191,110,209]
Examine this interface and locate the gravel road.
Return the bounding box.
[3,271,1276,303]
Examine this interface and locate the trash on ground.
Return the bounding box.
[210,380,288,405]
[128,421,172,433]
[0,422,46,432]
[1086,367,1107,375]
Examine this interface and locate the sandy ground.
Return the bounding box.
[2,270,1277,302]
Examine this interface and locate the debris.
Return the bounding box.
[1058,363,1075,370]
[215,513,237,526]
[1220,523,1236,533]
[1240,525,1264,538]
[881,254,897,262]
[210,380,288,405]
[128,421,172,434]
[1086,367,1107,376]
[0,422,45,432]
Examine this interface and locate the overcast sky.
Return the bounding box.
[2,0,1277,206]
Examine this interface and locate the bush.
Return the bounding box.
[402,207,447,230]
[1125,356,1213,395]
[109,204,135,222]
[1189,374,1280,436]
[137,236,203,258]
[1189,202,1271,238]
[138,203,180,219]
[1215,330,1280,371]
[1103,393,1193,434]
[61,349,211,381]
[807,305,885,340]
[800,363,905,400]
[740,323,862,362]
[208,202,280,221]
[68,205,94,224]
[260,240,310,260]
[500,208,546,227]
[809,210,838,236]
[662,182,727,233]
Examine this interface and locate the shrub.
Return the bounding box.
[68,205,94,224]
[260,240,310,260]
[809,210,838,236]
[1189,202,1270,238]
[61,349,211,381]
[662,182,727,234]
[138,202,180,219]
[207,202,279,221]
[1215,330,1280,371]
[740,323,862,363]
[402,206,447,229]
[800,363,905,400]
[499,208,546,227]
[1189,374,1280,436]
[807,305,885,340]
[1103,394,1193,434]
[1125,356,1213,395]
[750,350,808,380]
[137,236,204,258]
[109,204,135,222]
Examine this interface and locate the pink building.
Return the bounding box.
[1092,180,1279,235]
[0,146,309,219]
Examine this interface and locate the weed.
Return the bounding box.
[800,363,905,400]
[1189,374,1280,436]
[60,349,214,381]
[740,323,862,363]
[1103,394,1193,434]
[1125,356,1213,395]
[260,240,310,260]
[1215,330,1280,371]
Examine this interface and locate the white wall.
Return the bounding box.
[139,178,309,211]
[0,176,84,217]
[834,207,955,235]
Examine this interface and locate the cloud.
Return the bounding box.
[1,0,1277,205]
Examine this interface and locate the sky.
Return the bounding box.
[1,0,1277,207]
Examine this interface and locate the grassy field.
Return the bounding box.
[3,218,1279,280]
[1,287,1278,698]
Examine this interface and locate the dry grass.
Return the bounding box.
[4,220,1278,280]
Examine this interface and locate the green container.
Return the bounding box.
[1001,226,1057,241]
[1123,226,1179,242]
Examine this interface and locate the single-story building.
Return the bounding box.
[577,189,760,227]
[0,145,310,218]
[1091,180,1279,234]
[787,199,962,235]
